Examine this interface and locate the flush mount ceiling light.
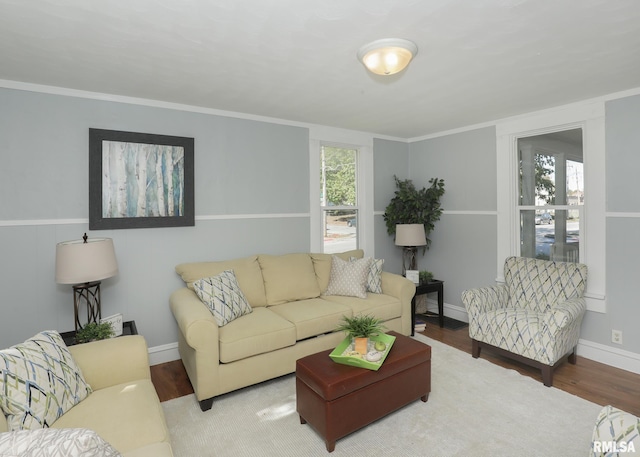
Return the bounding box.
[357,38,418,76]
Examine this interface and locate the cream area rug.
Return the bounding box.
[162,334,602,457]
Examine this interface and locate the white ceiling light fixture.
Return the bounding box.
[357,38,418,76]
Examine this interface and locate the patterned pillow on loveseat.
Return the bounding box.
[0,428,122,456]
[0,331,92,430]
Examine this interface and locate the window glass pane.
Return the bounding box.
[517,129,582,263]
[323,209,357,253]
[320,144,358,253]
[566,159,584,206]
[320,146,356,207]
[548,209,580,263]
[519,150,555,206]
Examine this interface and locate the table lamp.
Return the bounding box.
[395,224,426,276]
[55,233,118,330]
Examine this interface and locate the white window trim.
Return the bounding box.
[496,101,606,313]
[309,127,374,255]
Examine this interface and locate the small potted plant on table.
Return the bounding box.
[74,322,115,344]
[419,270,434,284]
[336,315,386,356]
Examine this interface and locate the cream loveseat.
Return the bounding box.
[170,249,415,411]
[0,333,173,457]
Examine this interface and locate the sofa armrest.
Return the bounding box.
[380,272,415,335]
[69,335,150,391]
[169,288,219,351]
[380,271,416,303]
[170,288,221,404]
[461,284,509,316]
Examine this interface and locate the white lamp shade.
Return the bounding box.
[357,38,418,76]
[55,237,118,284]
[395,224,427,247]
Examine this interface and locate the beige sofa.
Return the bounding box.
[0,335,173,457]
[170,249,415,411]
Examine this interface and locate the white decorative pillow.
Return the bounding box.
[0,331,92,431]
[351,256,384,294]
[193,270,253,326]
[0,428,122,456]
[324,256,371,299]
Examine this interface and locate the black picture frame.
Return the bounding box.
[89,129,194,230]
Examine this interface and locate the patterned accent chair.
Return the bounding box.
[462,256,587,387]
[590,405,639,456]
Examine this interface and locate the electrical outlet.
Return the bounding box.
[612,329,623,345]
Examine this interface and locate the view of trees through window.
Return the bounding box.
[320,145,358,253]
[518,129,583,262]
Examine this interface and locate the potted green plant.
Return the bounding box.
[419,270,434,284]
[383,175,445,251]
[336,315,386,355]
[74,322,115,344]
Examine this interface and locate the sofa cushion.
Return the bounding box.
[311,249,364,293]
[175,255,267,307]
[124,442,173,457]
[258,253,321,305]
[218,308,296,363]
[474,308,544,362]
[323,293,402,323]
[193,270,253,326]
[0,331,92,431]
[268,298,352,341]
[51,379,170,455]
[0,428,122,456]
[324,256,371,299]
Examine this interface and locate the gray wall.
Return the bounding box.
[373,138,410,275]
[599,94,640,352]
[0,88,310,349]
[406,127,498,312]
[2,85,639,360]
[400,99,640,356]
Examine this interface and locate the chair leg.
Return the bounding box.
[541,365,553,387]
[471,339,481,358]
[568,346,577,364]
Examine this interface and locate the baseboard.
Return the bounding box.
[424,298,469,323]
[148,341,180,366]
[577,338,640,375]
[442,303,469,323]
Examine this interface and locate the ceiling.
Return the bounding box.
[1,0,640,139]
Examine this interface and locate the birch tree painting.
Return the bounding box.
[102,140,185,218]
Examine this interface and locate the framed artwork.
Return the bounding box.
[89,129,194,230]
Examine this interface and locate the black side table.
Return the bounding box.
[60,320,138,346]
[411,281,444,335]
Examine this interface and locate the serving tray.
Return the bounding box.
[329,333,396,371]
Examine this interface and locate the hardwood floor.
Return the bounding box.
[150,320,640,416]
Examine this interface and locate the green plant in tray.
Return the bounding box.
[336,314,386,339]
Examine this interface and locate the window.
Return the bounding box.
[517,129,583,262]
[497,100,605,312]
[320,145,358,253]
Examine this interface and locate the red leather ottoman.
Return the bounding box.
[296,331,431,452]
